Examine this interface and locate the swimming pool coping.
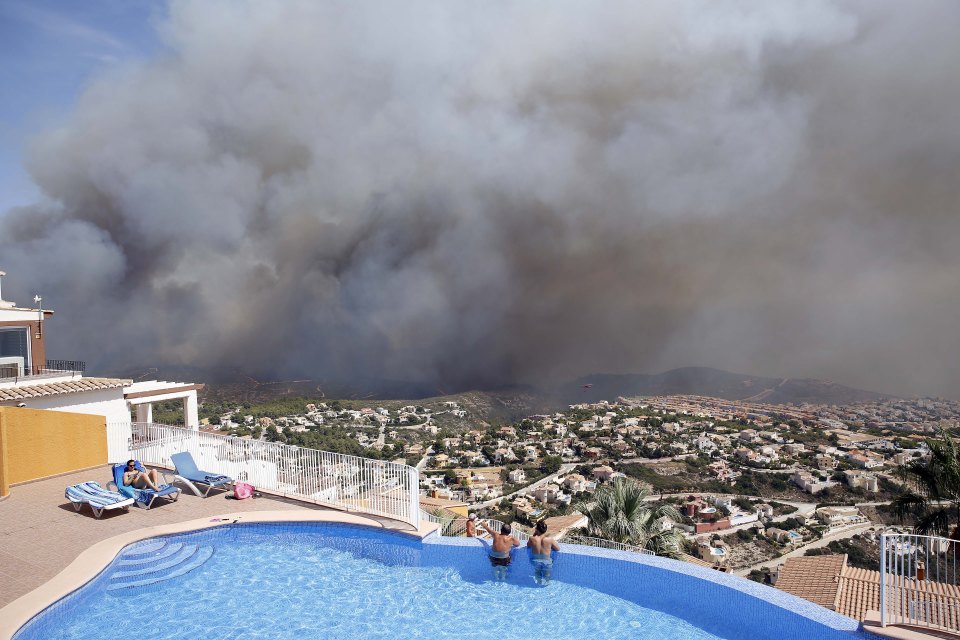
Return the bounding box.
[0,510,437,640]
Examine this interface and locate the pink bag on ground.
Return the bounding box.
[233,481,255,500]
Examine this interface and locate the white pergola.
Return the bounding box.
[124,380,204,429]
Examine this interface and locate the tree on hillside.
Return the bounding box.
[574,477,684,557]
[893,428,960,536]
[542,455,562,474]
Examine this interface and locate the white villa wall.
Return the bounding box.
[18,388,131,425]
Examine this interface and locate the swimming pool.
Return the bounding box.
[13,522,874,640]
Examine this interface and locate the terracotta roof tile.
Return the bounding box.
[836,565,880,621]
[0,377,131,401]
[543,513,588,536]
[680,553,715,568]
[842,566,960,629]
[779,554,960,628]
[776,554,847,610]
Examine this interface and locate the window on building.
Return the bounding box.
[0,327,30,376]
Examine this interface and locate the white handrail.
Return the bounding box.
[879,532,960,632]
[563,534,655,556]
[108,422,420,528]
[480,518,530,542]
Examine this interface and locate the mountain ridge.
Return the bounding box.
[120,365,894,420]
[564,366,891,406]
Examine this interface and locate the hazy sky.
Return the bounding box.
[1,0,959,398]
[0,0,165,210]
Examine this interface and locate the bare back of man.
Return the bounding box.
[491,531,520,554]
[528,521,561,584]
[527,533,560,556]
[480,521,520,580]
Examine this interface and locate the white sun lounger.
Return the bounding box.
[170,452,233,497]
[65,481,135,518]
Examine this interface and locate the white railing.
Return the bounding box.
[880,532,960,632]
[107,422,420,529]
[483,518,531,542]
[0,368,84,386]
[563,534,655,556]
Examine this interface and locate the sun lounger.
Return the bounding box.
[109,462,181,509]
[65,481,135,518]
[170,452,233,497]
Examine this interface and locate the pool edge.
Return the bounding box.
[0,510,435,640]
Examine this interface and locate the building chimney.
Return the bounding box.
[0,270,14,308]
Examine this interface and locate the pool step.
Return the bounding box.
[107,542,214,594]
[121,539,168,558]
[116,542,185,566]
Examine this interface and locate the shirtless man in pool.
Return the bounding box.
[528,520,561,584]
[479,521,521,580]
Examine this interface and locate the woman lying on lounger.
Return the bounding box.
[123,460,162,491]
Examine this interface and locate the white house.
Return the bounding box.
[508,469,527,483]
[792,470,831,494]
[844,470,879,492]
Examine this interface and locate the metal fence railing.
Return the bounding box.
[107,422,420,529]
[0,368,85,384]
[563,534,655,555]
[880,532,960,632]
[480,518,531,542]
[44,359,85,372]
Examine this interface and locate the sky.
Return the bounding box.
[1,1,959,399]
[0,0,165,211]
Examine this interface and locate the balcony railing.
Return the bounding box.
[562,534,655,555]
[880,532,960,633]
[0,360,86,383]
[44,359,85,373]
[107,422,421,529]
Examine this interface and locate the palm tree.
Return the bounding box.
[892,427,960,537]
[575,477,684,557]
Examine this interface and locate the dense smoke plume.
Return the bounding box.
[2,0,960,397]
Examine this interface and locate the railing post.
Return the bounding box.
[880,533,887,627]
[410,466,420,529]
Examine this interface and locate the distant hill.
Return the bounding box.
[119,364,892,423]
[562,366,891,406]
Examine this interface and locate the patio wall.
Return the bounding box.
[0,407,107,497]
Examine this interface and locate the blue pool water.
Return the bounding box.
[14,523,873,640]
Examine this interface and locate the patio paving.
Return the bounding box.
[0,465,335,609]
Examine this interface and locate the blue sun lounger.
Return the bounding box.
[109,461,181,509]
[170,452,233,497]
[65,481,135,518]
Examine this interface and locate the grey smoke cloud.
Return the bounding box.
[2,0,959,397]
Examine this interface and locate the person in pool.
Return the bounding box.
[122,459,163,491]
[479,520,520,580]
[465,513,477,538]
[527,520,560,585]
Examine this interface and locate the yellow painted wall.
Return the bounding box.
[0,407,107,495]
[0,416,8,498]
